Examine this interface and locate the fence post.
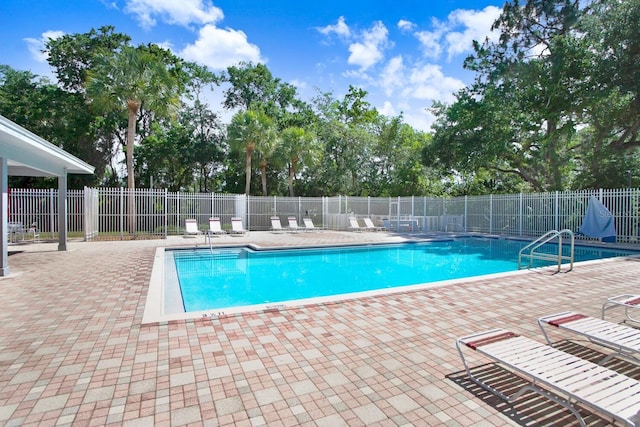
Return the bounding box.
[411,196,415,228]
[553,191,560,230]
[322,196,326,229]
[489,194,493,234]
[165,189,168,239]
[49,188,55,239]
[519,192,523,235]
[397,196,401,230]
[247,195,251,230]
[118,188,123,240]
[423,196,427,231]
[464,196,467,232]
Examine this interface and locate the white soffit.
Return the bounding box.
[0,114,94,177]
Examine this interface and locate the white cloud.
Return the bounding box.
[125,0,223,29]
[291,79,308,90]
[397,19,416,32]
[403,108,437,132]
[24,30,65,62]
[179,24,263,70]
[378,100,397,117]
[347,21,390,70]
[413,6,501,61]
[406,64,464,103]
[414,27,445,59]
[316,16,351,38]
[444,6,501,59]
[379,55,405,96]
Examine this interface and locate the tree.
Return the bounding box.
[312,87,379,195]
[46,26,131,92]
[0,65,106,188]
[278,127,317,196]
[429,0,594,191]
[255,124,278,196]
[227,110,276,195]
[223,62,297,112]
[85,45,182,233]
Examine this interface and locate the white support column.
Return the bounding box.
[0,157,9,276]
[58,169,68,251]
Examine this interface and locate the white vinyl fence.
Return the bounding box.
[7,187,640,243]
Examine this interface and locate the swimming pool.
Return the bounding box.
[165,238,638,316]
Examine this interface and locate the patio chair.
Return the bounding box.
[457,328,640,426]
[303,217,318,232]
[207,217,226,237]
[363,217,384,231]
[27,222,40,242]
[538,311,640,365]
[348,217,362,232]
[7,221,25,242]
[602,294,640,323]
[229,217,247,236]
[184,219,202,238]
[287,216,300,233]
[270,216,285,233]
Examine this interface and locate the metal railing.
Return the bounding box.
[7,187,640,243]
[518,229,575,272]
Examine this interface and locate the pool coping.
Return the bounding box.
[142,237,640,325]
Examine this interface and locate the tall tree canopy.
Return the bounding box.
[429,0,640,191]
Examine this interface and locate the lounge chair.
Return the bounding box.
[539,311,640,364]
[303,217,318,232]
[270,216,285,233]
[348,217,362,232]
[184,219,202,238]
[229,217,247,236]
[207,217,226,237]
[363,217,384,231]
[602,294,640,323]
[27,222,40,242]
[457,328,640,426]
[287,216,300,233]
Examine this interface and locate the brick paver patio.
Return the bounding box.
[1,231,639,426]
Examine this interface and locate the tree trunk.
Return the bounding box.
[288,157,297,197]
[244,143,254,195]
[126,103,139,235]
[260,159,268,196]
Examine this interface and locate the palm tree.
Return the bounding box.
[255,124,277,196]
[85,45,181,234]
[227,110,276,195]
[278,126,317,197]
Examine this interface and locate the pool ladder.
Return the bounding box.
[518,229,574,272]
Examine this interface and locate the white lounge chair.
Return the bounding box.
[457,328,640,426]
[287,216,300,233]
[270,216,285,233]
[229,217,247,236]
[363,217,384,231]
[303,217,318,232]
[207,217,226,237]
[184,219,202,238]
[539,311,640,365]
[27,222,40,242]
[602,294,640,323]
[348,217,362,232]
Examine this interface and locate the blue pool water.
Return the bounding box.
[170,238,638,312]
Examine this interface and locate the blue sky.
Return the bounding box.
[0,0,503,131]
